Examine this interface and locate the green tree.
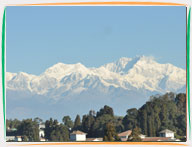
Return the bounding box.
[97,105,114,117]
[45,118,69,141]
[153,105,161,136]
[44,118,54,140]
[82,114,95,137]
[123,108,138,130]
[6,119,11,130]
[128,127,142,141]
[34,117,43,124]
[49,125,69,141]
[114,116,124,133]
[137,92,186,137]
[62,116,73,129]
[138,108,148,136]
[17,119,39,141]
[73,115,81,130]
[176,114,186,136]
[91,114,113,137]
[22,135,28,141]
[175,93,186,113]
[6,119,21,130]
[82,106,116,138]
[103,123,120,141]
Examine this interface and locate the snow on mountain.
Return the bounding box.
[6,56,186,97]
[6,72,17,81]
[44,62,90,80]
[102,57,133,74]
[7,72,37,91]
[6,56,186,120]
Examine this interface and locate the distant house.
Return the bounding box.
[70,130,87,141]
[38,123,45,141]
[118,130,132,141]
[139,134,146,139]
[15,136,22,142]
[39,123,45,130]
[86,138,103,141]
[142,129,180,142]
[6,136,22,142]
[40,138,46,141]
[6,136,15,141]
[159,129,174,139]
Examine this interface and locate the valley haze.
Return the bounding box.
[6,56,186,120]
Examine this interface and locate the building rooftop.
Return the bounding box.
[118,130,132,137]
[159,129,174,134]
[70,130,87,135]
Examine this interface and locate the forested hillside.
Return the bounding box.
[6,92,186,141]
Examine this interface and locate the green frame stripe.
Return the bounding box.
[187,6,191,139]
[0,5,191,142]
[2,7,6,139]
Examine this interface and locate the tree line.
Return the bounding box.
[6,92,186,141]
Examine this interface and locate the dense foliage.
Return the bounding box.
[17,119,39,141]
[103,123,120,141]
[62,116,74,129]
[73,115,81,131]
[128,127,142,141]
[45,118,69,141]
[6,92,186,141]
[137,93,186,139]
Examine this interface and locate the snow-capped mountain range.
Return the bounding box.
[6,56,186,120]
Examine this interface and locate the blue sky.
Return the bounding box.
[6,6,186,75]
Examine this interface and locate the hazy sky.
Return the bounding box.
[6,6,186,75]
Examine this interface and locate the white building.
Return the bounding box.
[139,134,146,139]
[40,138,46,141]
[39,129,45,138]
[38,123,45,141]
[159,129,175,139]
[6,136,15,141]
[118,130,132,141]
[70,130,87,141]
[6,136,22,142]
[39,123,45,130]
[15,136,22,142]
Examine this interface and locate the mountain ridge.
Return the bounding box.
[6,56,186,120]
[7,56,185,96]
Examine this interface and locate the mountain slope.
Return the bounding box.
[6,56,186,120]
